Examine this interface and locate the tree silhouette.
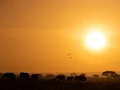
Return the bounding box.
[102,71,118,79]
[70,72,77,77]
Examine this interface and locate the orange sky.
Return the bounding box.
[0,0,120,73]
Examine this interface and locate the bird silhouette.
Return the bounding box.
[67,53,72,59]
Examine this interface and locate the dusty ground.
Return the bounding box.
[0,80,120,90]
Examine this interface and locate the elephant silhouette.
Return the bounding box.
[31,74,39,80]
[2,73,16,80]
[20,72,30,80]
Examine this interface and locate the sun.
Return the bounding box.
[86,31,106,50]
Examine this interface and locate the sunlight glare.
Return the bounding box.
[86,30,106,50]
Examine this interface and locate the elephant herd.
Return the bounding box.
[53,74,87,81]
[1,72,87,81]
[2,72,39,80]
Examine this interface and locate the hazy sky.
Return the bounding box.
[0,0,120,73]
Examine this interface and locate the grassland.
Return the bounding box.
[0,79,120,90]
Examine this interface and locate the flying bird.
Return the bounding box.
[67,53,72,59]
[67,53,71,56]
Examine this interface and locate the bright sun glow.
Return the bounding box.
[86,31,106,50]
